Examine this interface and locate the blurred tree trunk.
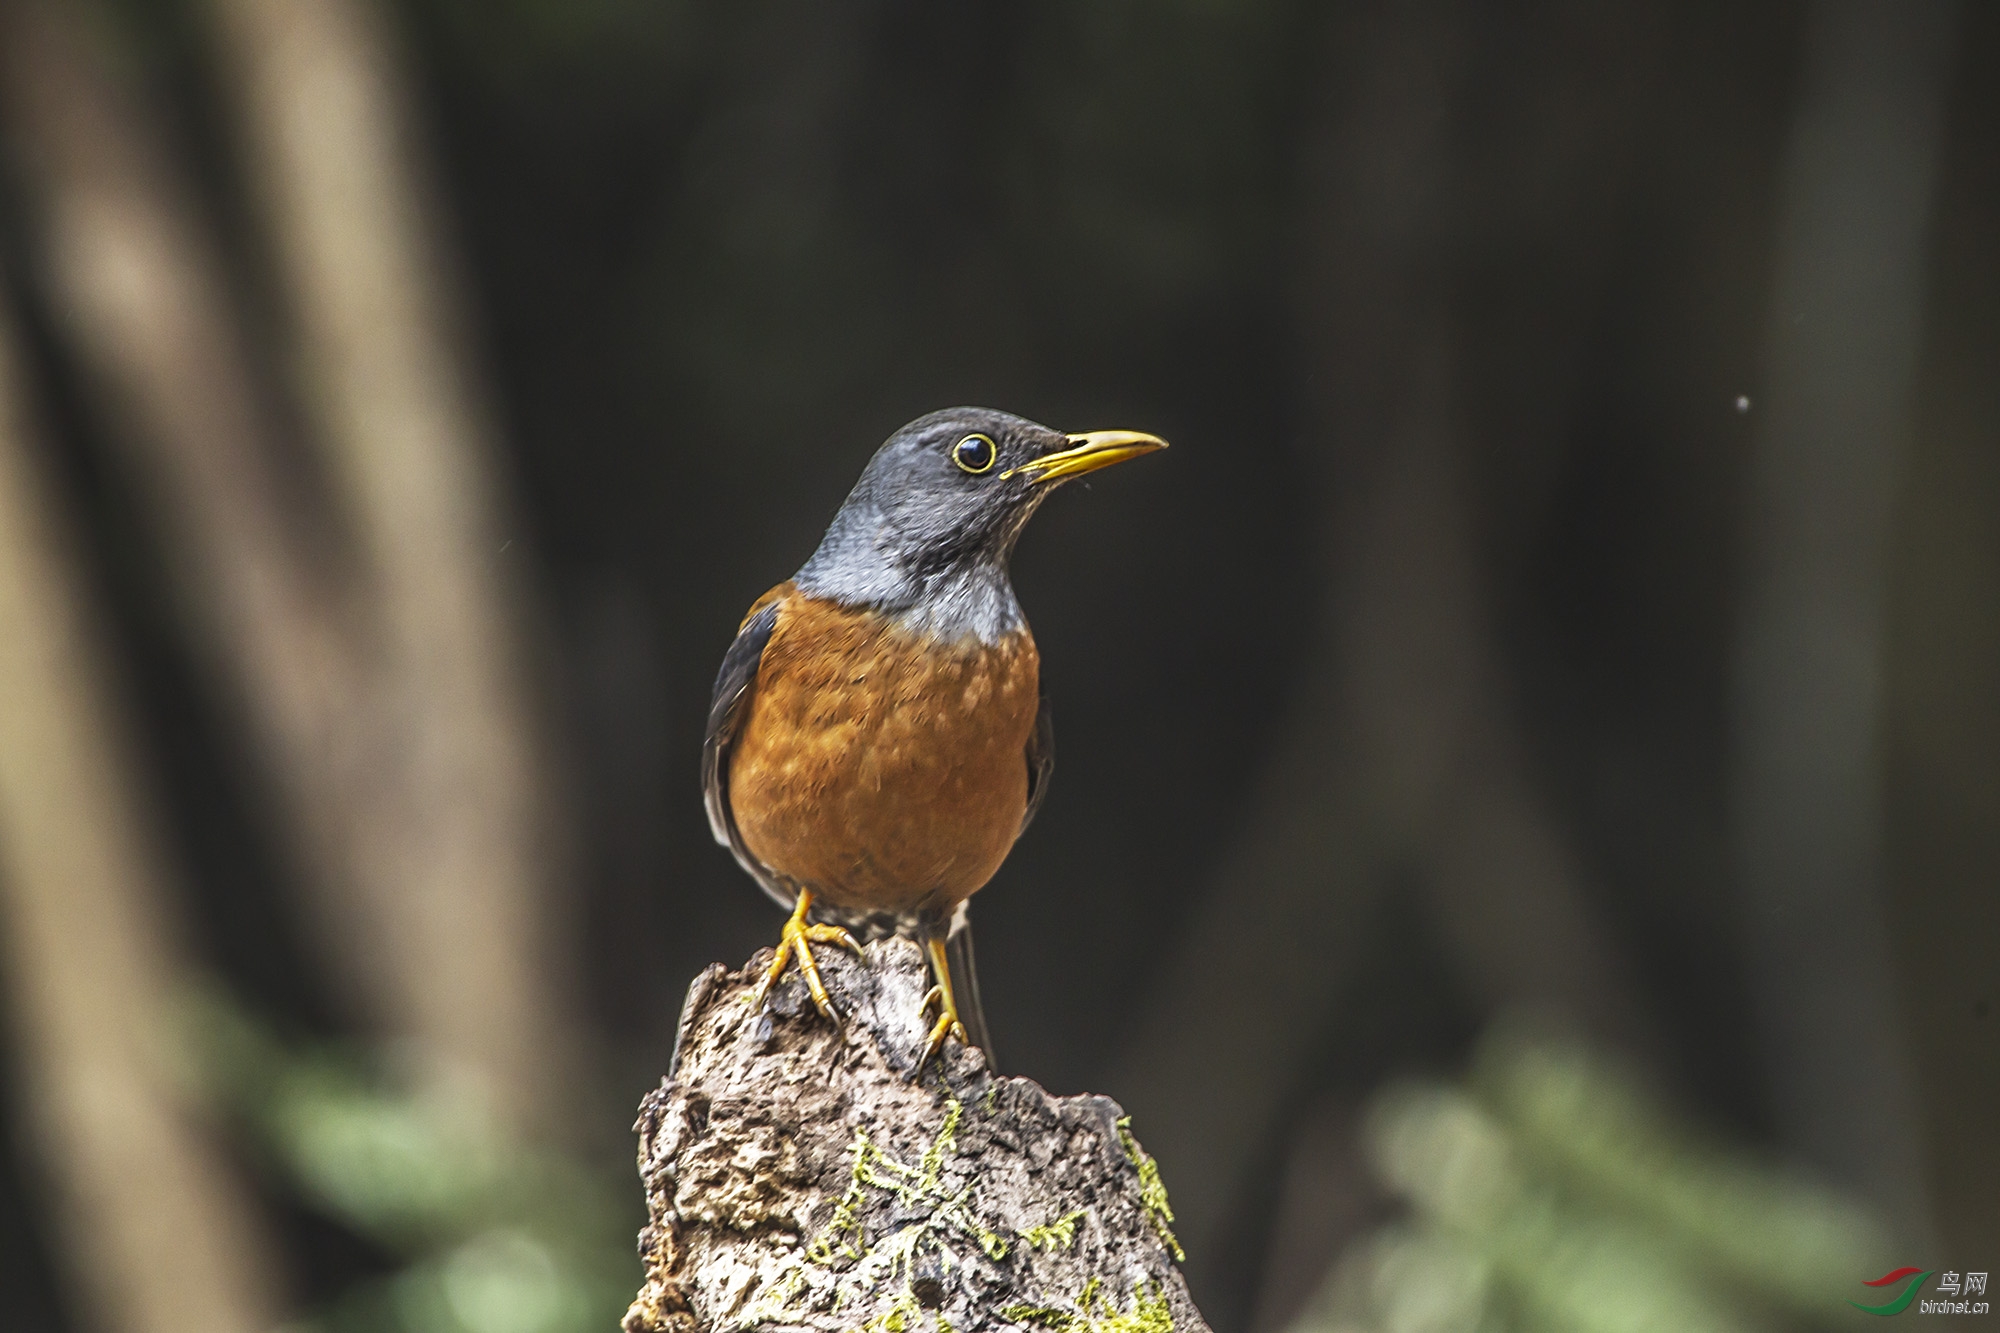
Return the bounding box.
[1730,0,1956,1245]
[0,0,580,1141]
[0,0,372,1013]
[1883,3,2000,1261]
[197,0,580,1136]
[0,293,279,1333]
[1113,2,1653,1317]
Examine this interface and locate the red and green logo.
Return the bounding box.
[1851,1267,1933,1316]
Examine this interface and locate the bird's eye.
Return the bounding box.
[952,433,997,475]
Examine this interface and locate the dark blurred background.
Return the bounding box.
[0,2,1993,1332]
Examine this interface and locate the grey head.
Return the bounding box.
[794,407,1167,644]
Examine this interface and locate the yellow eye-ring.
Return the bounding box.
[953,433,997,474]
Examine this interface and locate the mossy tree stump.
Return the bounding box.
[624,939,1210,1333]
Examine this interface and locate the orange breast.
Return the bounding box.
[727,586,1039,917]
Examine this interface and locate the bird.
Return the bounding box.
[703,407,1166,1067]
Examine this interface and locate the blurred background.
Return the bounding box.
[0,1,1993,1331]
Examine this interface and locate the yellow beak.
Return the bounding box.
[1004,430,1169,484]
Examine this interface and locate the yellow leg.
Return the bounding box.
[919,937,970,1067]
[752,888,862,1020]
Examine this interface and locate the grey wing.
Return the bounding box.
[1020,693,1054,834]
[702,599,794,910]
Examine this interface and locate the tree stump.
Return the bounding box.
[624,938,1211,1333]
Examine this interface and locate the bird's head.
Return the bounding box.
[795,407,1166,638]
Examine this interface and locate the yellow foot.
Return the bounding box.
[752,889,862,1021]
[918,940,970,1070]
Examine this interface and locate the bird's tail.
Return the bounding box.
[947,921,996,1069]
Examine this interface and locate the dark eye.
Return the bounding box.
[953,433,997,475]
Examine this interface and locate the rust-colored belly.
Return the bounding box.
[727,587,1039,916]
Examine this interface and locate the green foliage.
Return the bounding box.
[181,988,636,1333]
[1290,1023,1899,1333]
[1472,1029,1887,1312]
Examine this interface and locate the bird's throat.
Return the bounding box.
[795,505,1027,646]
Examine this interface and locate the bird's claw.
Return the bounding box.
[921,1011,970,1068]
[916,964,969,1070]
[752,892,861,1021]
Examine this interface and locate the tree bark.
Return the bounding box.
[626,940,1208,1333]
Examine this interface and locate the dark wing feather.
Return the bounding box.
[946,909,997,1068]
[1020,694,1054,834]
[702,599,794,910]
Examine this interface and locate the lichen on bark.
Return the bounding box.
[624,939,1210,1333]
